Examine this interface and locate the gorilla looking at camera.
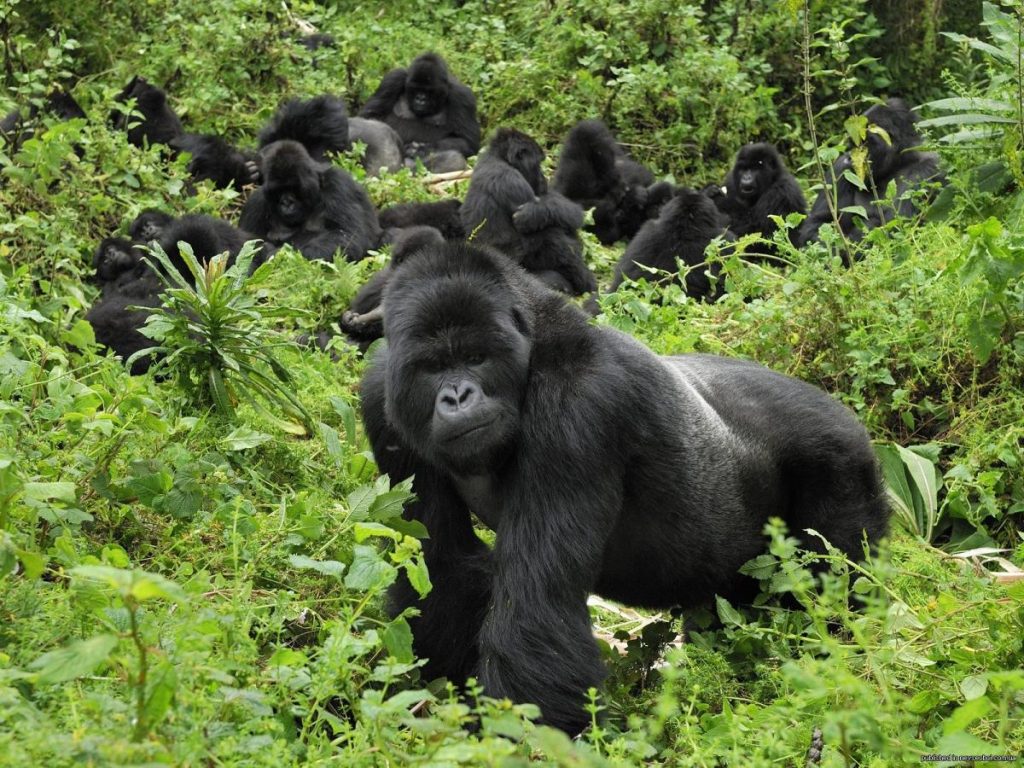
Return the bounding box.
[705,142,805,253]
[359,52,481,172]
[362,241,890,735]
[461,128,596,297]
[241,140,380,262]
[797,98,944,251]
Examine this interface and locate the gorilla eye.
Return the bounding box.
[465,353,487,366]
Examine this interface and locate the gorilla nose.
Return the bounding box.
[436,381,480,419]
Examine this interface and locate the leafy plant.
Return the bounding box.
[132,243,315,435]
[876,442,942,541]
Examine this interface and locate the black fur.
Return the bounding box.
[362,241,890,734]
[709,142,805,252]
[553,119,664,244]
[797,98,945,250]
[461,128,595,296]
[339,226,445,345]
[359,52,481,172]
[240,140,380,262]
[111,76,184,147]
[111,77,258,190]
[258,95,350,162]
[379,199,465,242]
[1,88,85,150]
[612,188,733,299]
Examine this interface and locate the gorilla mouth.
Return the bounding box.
[739,182,757,196]
[446,418,497,443]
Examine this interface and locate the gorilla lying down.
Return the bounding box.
[362,242,890,735]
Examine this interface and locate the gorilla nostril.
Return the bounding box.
[458,384,476,405]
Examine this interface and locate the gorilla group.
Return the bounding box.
[461,128,596,297]
[362,240,890,735]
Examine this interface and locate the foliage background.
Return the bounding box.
[1,0,1022,765]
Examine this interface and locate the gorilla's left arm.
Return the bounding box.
[238,189,272,238]
[513,192,585,234]
[477,387,623,735]
[434,82,481,157]
[321,170,381,261]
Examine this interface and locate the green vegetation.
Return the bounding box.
[1,0,1022,765]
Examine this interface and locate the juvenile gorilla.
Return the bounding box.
[111,76,258,189]
[705,142,805,252]
[553,119,667,244]
[258,95,350,162]
[612,187,733,299]
[797,98,944,250]
[362,241,889,734]
[359,52,481,172]
[241,140,380,262]
[461,128,596,297]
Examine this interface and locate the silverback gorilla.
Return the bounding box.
[361,242,890,734]
[359,52,481,172]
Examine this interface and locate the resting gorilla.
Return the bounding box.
[359,52,481,173]
[1,88,85,151]
[362,241,889,735]
[90,212,274,372]
[704,142,805,252]
[348,117,405,176]
[797,98,945,251]
[553,119,668,244]
[461,128,596,297]
[94,210,274,286]
[241,140,380,262]
[612,187,733,300]
[111,76,258,189]
[379,199,465,242]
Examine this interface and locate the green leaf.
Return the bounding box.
[143,662,177,730]
[287,554,345,578]
[30,634,119,684]
[960,674,988,701]
[906,689,941,714]
[942,695,992,733]
[403,558,432,598]
[715,596,744,627]
[22,481,76,503]
[354,522,400,542]
[130,572,187,603]
[382,616,414,663]
[738,554,777,580]
[221,426,272,451]
[344,544,397,591]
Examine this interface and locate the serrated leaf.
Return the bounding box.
[354,522,400,542]
[960,674,988,701]
[344,544,397,591]
[404,558,432,598]
[715,596,744,627]
[23,481,76,503]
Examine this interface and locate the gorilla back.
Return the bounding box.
[361,242,889,734]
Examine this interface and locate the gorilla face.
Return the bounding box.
[260,141,321,228]
[130,210,174,243]
[406,54,450,118]
[731,143,781,203]
[383,245,532,473]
